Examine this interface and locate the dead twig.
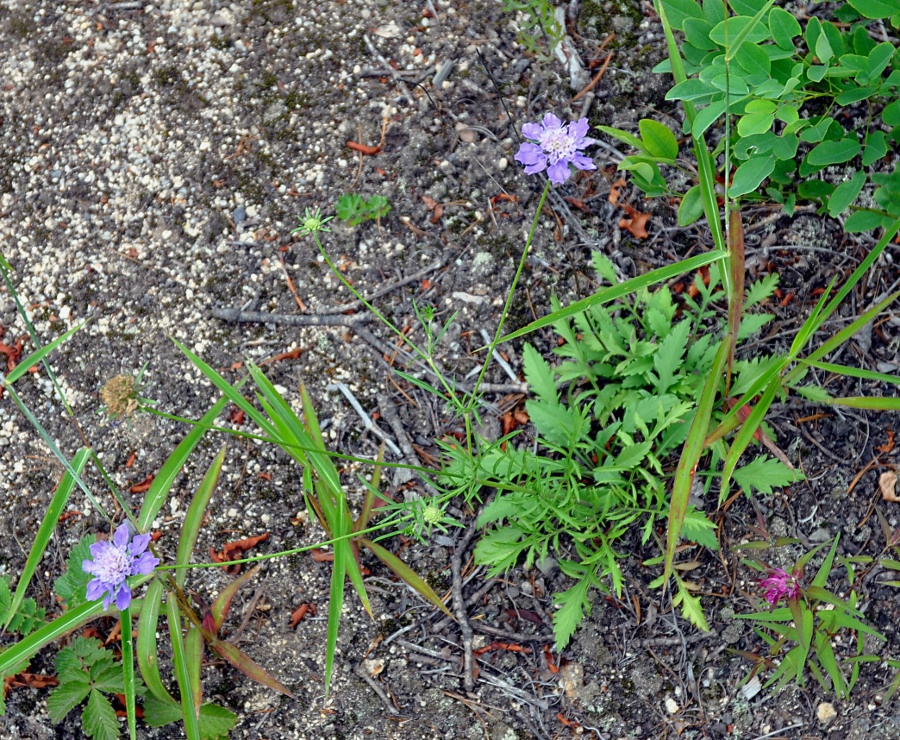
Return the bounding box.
[212,307,368,328]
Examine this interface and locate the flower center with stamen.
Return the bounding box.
[539,128,576,162]
[94,546,130,583]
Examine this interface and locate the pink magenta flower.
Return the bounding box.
[83,525,159,611]
[760,567,799,606]
[514,113,597,185]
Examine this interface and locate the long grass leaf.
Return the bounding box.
[361,538,453,618]
[136,579,178,705]
[176,445,226,588]
[5,447,91,630]
[0,579,150,676]
[138,396,230,532]
[120,605,137,740]
[325,540,347,694]
[3,321,87,385]
[724,0,778,61]
[802,360,900,386]
[184,627,203,720]
[497,251,726,344]
[210,565,261,632]
[172,339,278,438]
[719,375,781,501]
[784,289,900,385]
[665,338,730,583]
[207,638,293,697]
[166,594,201,740]
[2,384,110,521]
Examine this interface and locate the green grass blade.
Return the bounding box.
[497,251,727,344]
[166,593,201,740]
[136,579,178,705]
[360,537,453,618]
[3,321,87,385]
[0,580,150,676]
[665,338,730,583]
[184,627,203,720]
[829,396,900,410]
[325,539,347,695]
[138,396,230,533]
[120,605,137,740]
[5,447,90,631]
[801,359,900,386]
[811,218,900,334]
[210,565,262,632]
[785,289,900,385]
[207,638,293,697]
[2,383,110,521]
[172,339,279,439]
[724,0,778,61]
[719,374,782,501]
[176,445,226,589]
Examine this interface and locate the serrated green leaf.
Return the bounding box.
[672,577,709,630]
[522,343,558,404]
[52,535,95,609]
[553,575,593,650]
[682,508,720,550]
[653,319,691,393]
[47,679,92,723]
[732,457,798,495]
[83,690,120,740]
[745,273,779,307]
[474,526,526,574]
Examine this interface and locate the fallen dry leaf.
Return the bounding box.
[619,211,650,239]
[880,471,899,502]
[211,532,270,575]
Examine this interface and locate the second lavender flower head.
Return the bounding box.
[83,524,160,611]
[514,113,598,185]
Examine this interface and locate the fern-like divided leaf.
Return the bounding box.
[53,534,95,608]
[0,576,46,636]
[47,636,145,740]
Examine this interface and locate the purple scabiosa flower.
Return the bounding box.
[83,525,159,611]
[514,113,597,185]
[760,567,799,606]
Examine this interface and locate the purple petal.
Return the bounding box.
[569,118,590,140]
[547,161,571,185]
[523,160,548,175]
[83,559,98,575]
[521,122,543,140]
[102,592,113,611]
[514,142,545,167]
[541,112,563,131]
[86,579,106,601]
[570,153,597,171]
[131,551,160,576]
[89,541,108,559]
[115,584,132,612]
[113,525,130,549]
[577,136,599,149]
[130,533,151,556]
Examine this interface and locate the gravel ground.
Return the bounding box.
[2,0,900,739]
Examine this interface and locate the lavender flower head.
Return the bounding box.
[514,113,597,185]
[760,567,799,606]
[83,525,159,611]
